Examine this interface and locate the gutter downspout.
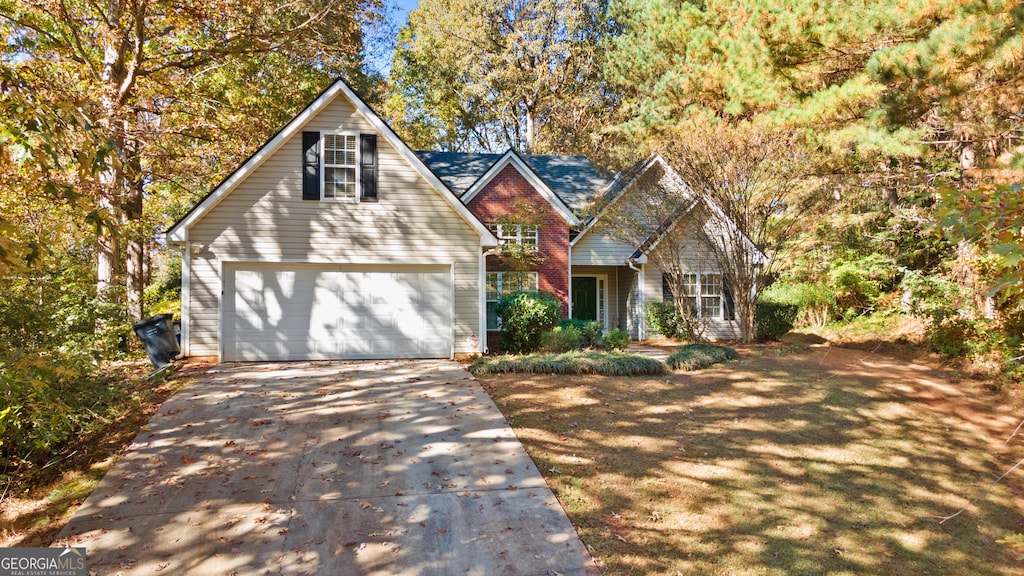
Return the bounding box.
[627,258,645,341]
[481,248,498,354]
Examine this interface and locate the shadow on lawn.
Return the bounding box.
[481,344,1024,575]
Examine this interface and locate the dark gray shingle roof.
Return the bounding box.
[416,150,608,214]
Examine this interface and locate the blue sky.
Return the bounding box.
[364,0,420,75]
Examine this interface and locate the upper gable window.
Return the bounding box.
[323,133,358,200]
[302,131,377,202]
[488,223,539,250]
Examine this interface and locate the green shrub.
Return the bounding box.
[645,301,681,338]
[541,325,583,352]
[604,328,631,351]
[754,300,798,340]
[828,254,894,319]
[495,291,561,353]
[666,343,739,371]
[926,316,978,357]
[759,281,835,327]
[558,318,604,348]
[469,351,666,376]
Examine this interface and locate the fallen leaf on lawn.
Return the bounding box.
[615,533,628,543]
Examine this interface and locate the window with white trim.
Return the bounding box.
[700,273,723,319]
[322,133,358,200]
[663,272,724,319]
[487,223,539,251]
[486,271,539,330]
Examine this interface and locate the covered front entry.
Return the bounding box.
[571,274,608,327]
[222,263,453,361]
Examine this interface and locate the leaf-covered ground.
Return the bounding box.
[478,342,1024,575]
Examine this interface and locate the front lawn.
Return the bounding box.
[477,343,1024,575]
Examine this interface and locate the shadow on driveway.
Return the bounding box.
[57,360,596,575]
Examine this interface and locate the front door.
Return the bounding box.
[572,277,597,321]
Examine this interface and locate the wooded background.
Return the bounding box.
[1,0,1021,479]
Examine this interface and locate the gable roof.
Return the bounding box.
[416,150,608,215]
[572,153,768,265]
[166,79,498,247]
[456,149,583,226]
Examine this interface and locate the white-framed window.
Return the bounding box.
[487,223,539,251]
[486,271,539,330]
[700,273,723,319]
[322,133,358,200]
[663,272,724,319]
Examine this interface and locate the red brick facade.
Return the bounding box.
[466,164,571,324]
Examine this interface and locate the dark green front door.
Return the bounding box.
[572,277,597,321]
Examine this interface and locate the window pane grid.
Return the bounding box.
[489,223,539,249]
[323,134,357,200]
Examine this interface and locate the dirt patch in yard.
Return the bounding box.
[478,342,1024,575]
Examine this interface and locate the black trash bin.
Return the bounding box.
[133,313,181,369]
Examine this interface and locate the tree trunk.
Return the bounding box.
[525,106,536,154]
[125,164,145,321]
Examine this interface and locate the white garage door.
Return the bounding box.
[223,263,452,361]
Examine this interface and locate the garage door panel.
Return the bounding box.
[224,264,453,361]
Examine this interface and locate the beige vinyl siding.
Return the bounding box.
[571,229,635,266]
[186,96,483,357]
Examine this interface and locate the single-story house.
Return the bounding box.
[166,78,759,361]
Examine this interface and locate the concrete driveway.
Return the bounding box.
[57,360,596,575]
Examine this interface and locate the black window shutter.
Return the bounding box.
[723,280,736,321]
[302,131,320,200]
[360,134,378,202]
[661,273,674,303]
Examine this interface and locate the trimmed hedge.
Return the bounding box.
[667,343,738,371]
[469,351,666,376]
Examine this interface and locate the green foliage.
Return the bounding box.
[926,317,978,358]
[0,355,101,472]
[495,291,562,353]
[997,533,1024,562]
[387,0,614,155]
[938,183,1024,300]
[541,325,584,353]
[558,318,604,349]
[145,252,183,318]
[666,344,738,371]
[759,282,836,327]
[754,300,798,341]
[603,329,632,351]
[469,351,666,376]
[827,253,896,319]
[645,301,682,339]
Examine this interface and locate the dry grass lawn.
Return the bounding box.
[477,342,1024,575]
